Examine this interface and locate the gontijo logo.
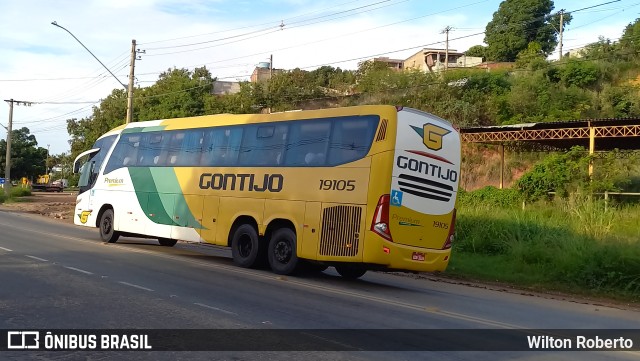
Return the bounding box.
[410,123,451,151]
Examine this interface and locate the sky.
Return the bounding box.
[1,0,638,155]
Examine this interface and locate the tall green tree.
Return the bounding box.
[67,88,128,160]
[484,0,571,62]
[465,45,487,60]
[619,18,640,54]
[136,66,214,121]
[0,127,48,180]
[67,67,215,160]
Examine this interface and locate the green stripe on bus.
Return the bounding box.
[129,167,176,226]
[129,167,204,230]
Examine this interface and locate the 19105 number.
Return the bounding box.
[319,179,356,191]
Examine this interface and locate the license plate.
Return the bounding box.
[412,252,425,261]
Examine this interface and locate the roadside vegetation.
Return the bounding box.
[0,187,32,204]
[451,150,640,303]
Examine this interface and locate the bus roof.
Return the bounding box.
[99,105,400,137]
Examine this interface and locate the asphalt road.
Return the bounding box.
[0,209,638,360]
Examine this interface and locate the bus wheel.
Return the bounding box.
[335,265,367,279]
[158,238,177,247]
[231,224,262,268]
[268,228,299,275]
[99,209,120,243]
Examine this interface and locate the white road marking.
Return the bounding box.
[0,246,13,252]
[25,255,48,262]
[118,281,153,292]
[64,266,93,275]
[194,302,237,315]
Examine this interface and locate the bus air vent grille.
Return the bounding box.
[375,119,388,142]
[319,205,362,257]
[398,173,453,202]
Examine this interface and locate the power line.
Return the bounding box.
[144,0,410,57]
[139,0,394,46]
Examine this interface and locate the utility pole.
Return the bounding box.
[46,144,50,175]
[3,99,14,194]
[268,55,273,114]
[558,10,565,60]
[441,26,453,72]
[126,39,137,124]
[3,99,32,194]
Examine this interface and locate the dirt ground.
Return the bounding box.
[0,191,77,223]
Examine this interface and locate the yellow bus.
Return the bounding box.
[72,105,461,278]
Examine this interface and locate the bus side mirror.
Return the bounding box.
[73,161,81,174]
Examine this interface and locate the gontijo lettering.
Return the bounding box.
[396,155,458,183]
[199,173,283,192]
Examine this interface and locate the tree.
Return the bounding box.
[67,88,128,160]
[515,41,548,70]
[484,0,571,62]
[136,66,214,121]
[559,59,601,89]
[619,18,640,54]
[465,45,487,60]
[67,67,216,161]
[0,127,47,180]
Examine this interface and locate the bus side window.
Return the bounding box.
[239,124,287,166]
[327,116,378,165]
[175,129,203,166]
[285,120,330,166]
[121,135,141,167]
[138,132,165,166]
[201,127,243,166]
[167,131,185,166]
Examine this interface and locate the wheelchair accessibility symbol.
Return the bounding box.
[391,190,403,207]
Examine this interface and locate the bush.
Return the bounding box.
[516,147,589,201]
[459,186,522,208]
[10,187,31,197]
[0,190,6,204]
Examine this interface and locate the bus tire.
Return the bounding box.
[158,238,177,247]
[99,209,120,243]
[231,224,262,268]
[335,265,367,279]
[268,228,299,275]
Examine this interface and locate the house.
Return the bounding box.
[250,61,283,83]
[211,80,241,95]
[403,48,483,73]
[568,47,586,58]
[358,57,404,71]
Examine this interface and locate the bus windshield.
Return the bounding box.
[73,134,117,194]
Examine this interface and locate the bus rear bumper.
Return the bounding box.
[362,231,451,272]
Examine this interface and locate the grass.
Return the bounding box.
[0,187,32,204]
[451,195,640,303]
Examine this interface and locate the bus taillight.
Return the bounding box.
[443,208,457,249]
[371,194,393,241]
